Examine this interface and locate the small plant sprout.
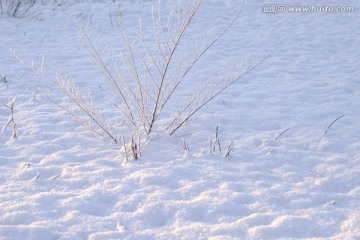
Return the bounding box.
[122,135,141,161]
[269,127,290,155]
[180,139,190,154]
[225,141,233,157]
[131,137,139,160]
[210,126,221,154]
[1,95,18,141]
[0,75,7,84]
[317,115,346,152]
[122,136,128,161]
[324,115,345,135]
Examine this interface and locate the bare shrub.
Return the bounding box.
[13,0,271,155]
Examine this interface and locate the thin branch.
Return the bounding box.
[19,0,36,18]
[148,0,205,133]
[169,51,274,135]
[161,2,244,110]
[77,23,136,131]
[11,54,117,142]
[12,0,21,17]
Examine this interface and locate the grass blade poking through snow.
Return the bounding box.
[275,127,291,141]
[324,115,345,135]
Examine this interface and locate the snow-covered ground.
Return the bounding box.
[1,0,360,239]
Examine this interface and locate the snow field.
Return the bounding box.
[1,0,360,239]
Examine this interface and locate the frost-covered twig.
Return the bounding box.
[12,53,117,143]
[168,52,273,135]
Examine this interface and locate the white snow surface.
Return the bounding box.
[1,0,360,239]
